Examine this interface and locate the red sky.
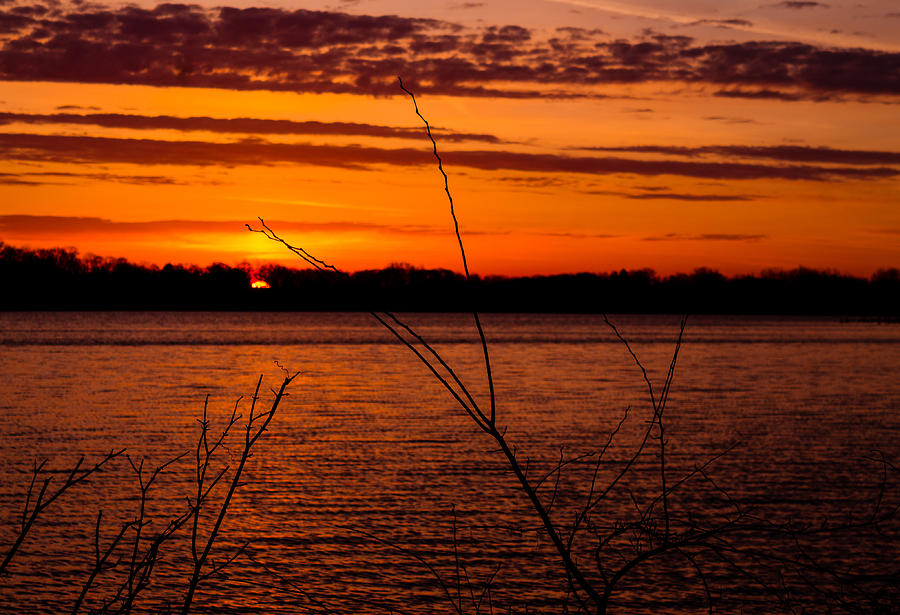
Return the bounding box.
[1,0,898,276]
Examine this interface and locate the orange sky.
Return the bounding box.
[0,0,898,276]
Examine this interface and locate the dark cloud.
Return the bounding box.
[0,112,503,143]
[643,233,766,241]
[702,115,759,124]
[0,170,186,185]
[494,176,571,188]
[482,24,530,43]
[582,188,758,201]
[1,132,897,181]
[581,144,900,165]
[55,104,102,110]
[772,1,829,8]
[689,18,754,28]
[445,149,897,180]
[0,132,378,170]
[0,2,895,100]
[555,26,605,39]
[0,174,63,185]
[532,230,619,239]
[0,8,32,33]
[713,89,802,101]
[505,179,759,201]
[624,192,755,201]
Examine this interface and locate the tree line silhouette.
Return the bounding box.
[1,242,897,314]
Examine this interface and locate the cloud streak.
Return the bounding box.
[0,215,451,237]
[0,112,502,143]
[581,144,900,165]
[771,2,829,9]
[0,170,188,186]
[688,18,754,28]
[583,188,759,201]
[0,214,610,240]
[0,2,897,100]
[2,132,897,181]
[624,192,756,202]
[643,233,766,241]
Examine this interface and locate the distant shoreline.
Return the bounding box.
[2,244,898,316]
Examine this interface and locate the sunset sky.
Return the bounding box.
[1,0,897,276]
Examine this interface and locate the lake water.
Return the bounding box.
[0,312,898,614]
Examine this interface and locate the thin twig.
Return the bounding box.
[1,449,124,576]
[180,372,299,614]
[398,76,497,426]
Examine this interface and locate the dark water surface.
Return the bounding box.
[0,312,898,613]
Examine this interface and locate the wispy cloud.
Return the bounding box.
[582,188,759,201]
[642,233,766,241]
[230,197,391,212]
[688,18,754,29]
[713,89,802,102]
[2,133,897,181]
[0,171,188,186]
[0,176,61,186]
[580,144,900,165]
[702,115,761,124]
[1,214,612,240]
[624,192,756,202]
[770,1,829,9]
[494,176,572,188]
[530,230,619,239]
[866,228,900,235]
[0,112,502,143]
